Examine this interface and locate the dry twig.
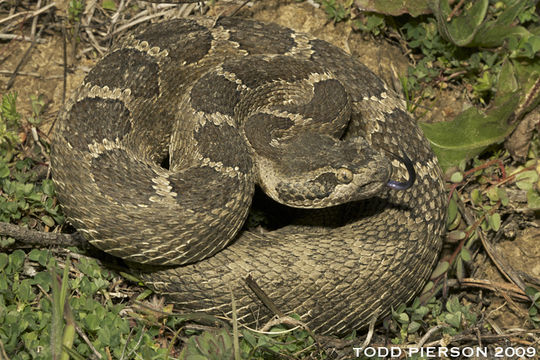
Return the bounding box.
[0,221,86,249]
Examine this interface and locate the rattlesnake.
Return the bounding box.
[51,17,447,335]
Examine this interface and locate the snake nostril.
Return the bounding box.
[336,167,353,184]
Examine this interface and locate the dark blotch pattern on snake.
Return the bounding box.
[51,17,447,335]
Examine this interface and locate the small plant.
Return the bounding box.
[388,295,477,343]
[443,149,540,282]
[441,296,477,335]
[50,255,75,360]
[241,321,318,358]
[0,166,64,225]
[0,93,64,227]
[68,0,84,23]
[28,94,45,127]
[0,250,191,359]
[0,92,21,148]
[320,0,351,23]
[353,13,387,36]
[526,287,540,328]
[179,329,235,359]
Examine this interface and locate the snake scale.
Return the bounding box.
[51,17,447,335]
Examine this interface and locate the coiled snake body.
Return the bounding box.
[51,17,447,335]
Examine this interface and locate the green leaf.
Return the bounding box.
[184,355,209,360]
[497,187,509,206]
[354,0,433,16]
[414,305,429,317]
[527,189,540,210]
[32,271,52,292]
[471,188,483,205]
[447,230,466,242]
[16,279,34,303]
[22,183,34,195]
[446,296,461,313]
[0,163,9,178]
[525,286,540,303]
[409,297,420,310]
[516,170,539,190]
[511,59,540,114]
[0,253,8,270]
[84,313,100,332]
[469,0,531,48]
[41,215,55,227]
[486,187,498,203]
[431,261,449,279]
[497,59,520,95]
[102,0,117,11]
[456,257,465,281]
[460,247,472,262]
[488,212,501,231]
[421,57,540,171]
[397,312,409,324]
[421,281,434,295]
[420,94,518,170]
[407,321,421,333]
[28,249,50,267]
[450,172,463,183]
[42,180,55,196]
[61,346,85,360]
[446,196,459,228]
[445,312,462,328]
[432,0,488,46]
[9,249,25,272]
[242,330,257,347]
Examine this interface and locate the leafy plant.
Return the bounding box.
[320,0,351,23]
[179,329,235,359]
[353,13,387,35]
[28,94,45,127]
[68,0,84,23]
[416,0,539,169]
[0,92,21,148]
[50,256,74,360]
[0,94,64,226]
[0,249,187,359]
[526,287,540,328]
[389,295,477,343]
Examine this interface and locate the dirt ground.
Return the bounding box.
[1,0,539,345]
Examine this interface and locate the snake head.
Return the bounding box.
[257,134,394,209]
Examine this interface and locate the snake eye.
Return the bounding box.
[336,167,353,184]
